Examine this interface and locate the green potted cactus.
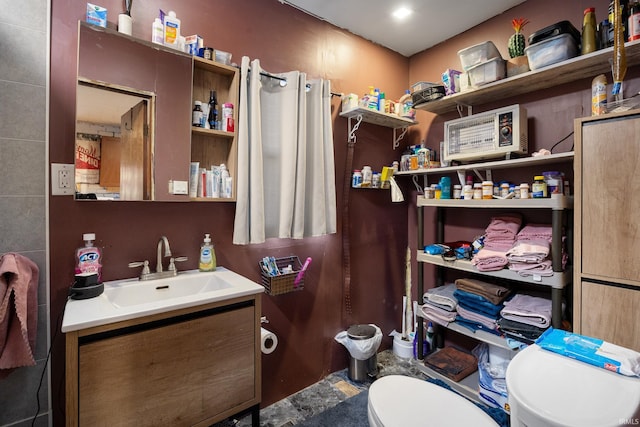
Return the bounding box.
[507,18,530,77]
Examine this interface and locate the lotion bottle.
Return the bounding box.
[163,10,180,48]
[199,234,216,271]
[151,18,163,45]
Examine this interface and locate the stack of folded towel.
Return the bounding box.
[472,215,522,272]
[506,224,567,277]
[421,283,458,326]
[453,278,512,334]
[497,293,553,343]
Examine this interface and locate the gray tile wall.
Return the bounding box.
[0,0,50,425]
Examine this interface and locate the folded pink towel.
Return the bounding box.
[506,239,550,263]
[472,248,508,271]
[420,303,457,327]
[500,293,553,328]
[0,253,39,378]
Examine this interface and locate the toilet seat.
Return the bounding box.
[506,344,640,427]
[367,375,499,427]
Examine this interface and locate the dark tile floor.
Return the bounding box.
[215,349,426,427]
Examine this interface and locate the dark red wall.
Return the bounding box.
[50,0,640,425]
[50,1,411,424]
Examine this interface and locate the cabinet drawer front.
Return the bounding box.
[580,280,640,352]
[78,305,256,426]
[580,116,640,282]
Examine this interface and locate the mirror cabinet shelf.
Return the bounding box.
[75,21,239,202]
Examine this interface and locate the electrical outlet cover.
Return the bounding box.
[51,163,75,196]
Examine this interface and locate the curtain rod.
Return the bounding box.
[247,68,342,97]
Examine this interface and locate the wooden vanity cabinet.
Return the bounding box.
[65,295,261,426]
[573,111,640,351]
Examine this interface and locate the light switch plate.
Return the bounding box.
[51,163,75,196]
[169,180,189,195]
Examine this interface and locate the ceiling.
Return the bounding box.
[280,0,526,57]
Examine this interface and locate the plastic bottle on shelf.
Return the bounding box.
[582,7,597,54]
[163,11,181,48]
[439,176,451,199]
[628,1,640,40]
[75,233,102,282]
[208,90,219,130]
[426,322,435,354]
[151,18,163,45]
[398,90,414,119]
[592,74,607,115]
[198,234,216,272]
[192,101,203,127]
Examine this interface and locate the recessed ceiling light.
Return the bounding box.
[392,7,413,20]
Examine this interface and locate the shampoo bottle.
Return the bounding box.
[75,233,102,282]
[199,234,216,271]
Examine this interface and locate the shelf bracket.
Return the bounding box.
[347,114,363,144]
[393,127,408,150]
[456,102,473,117]
[472,167,491,182]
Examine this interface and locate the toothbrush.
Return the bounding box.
[294,257,312,287]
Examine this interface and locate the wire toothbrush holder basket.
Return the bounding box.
[259,255,304,295]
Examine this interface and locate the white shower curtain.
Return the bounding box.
[233,57,336,244]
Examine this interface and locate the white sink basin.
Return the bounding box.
[61,267,264,333]
[103,271,233,308]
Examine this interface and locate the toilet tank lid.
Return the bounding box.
[506,344,640,426]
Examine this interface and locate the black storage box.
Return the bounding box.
[528,20,580,46]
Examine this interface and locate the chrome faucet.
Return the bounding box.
[128,236,188,281]
[156,236,172,273]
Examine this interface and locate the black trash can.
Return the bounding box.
[346,324,379,381]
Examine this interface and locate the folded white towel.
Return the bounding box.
[500,294,553,328]
[506,239,550,263]
[423,283,458,311]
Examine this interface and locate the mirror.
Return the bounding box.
[75,81,154,200]
[75,21,193,201]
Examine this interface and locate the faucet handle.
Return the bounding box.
[168,256,188,272]
[129,260,151,275]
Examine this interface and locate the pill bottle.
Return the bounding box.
[463,184,473,200]
[192,101,203,127]
[372,173,380,188]
[473,183,483,199]
[532,176,547,198]
[424,187,434,199]
[482,180,493,200]
[434,185,442,199]
[352,170,362,188]
[453,184,462,199]
[500,182,510,197]
[362,166,373,187]
[520,183,530,199]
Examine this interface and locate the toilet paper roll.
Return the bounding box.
[261,327,278,354]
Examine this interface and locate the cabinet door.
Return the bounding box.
[580,115,640,283]
[78,306,256,426]
[580,280,640,351]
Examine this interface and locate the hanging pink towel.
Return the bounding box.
[0,253,39,378]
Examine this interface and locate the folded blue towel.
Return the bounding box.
[454,289,503,317]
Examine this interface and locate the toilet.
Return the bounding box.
[506,343,640,427]
[367,375,499,427]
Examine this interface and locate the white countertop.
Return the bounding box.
[61,267,264,333]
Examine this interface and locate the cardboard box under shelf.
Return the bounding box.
[260,255,304,295]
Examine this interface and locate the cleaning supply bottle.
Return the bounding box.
[163,10,181,48]
[75,233,102,282]
[426,322,435,353]
[199,234,216,271]
[398,89,414,119]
